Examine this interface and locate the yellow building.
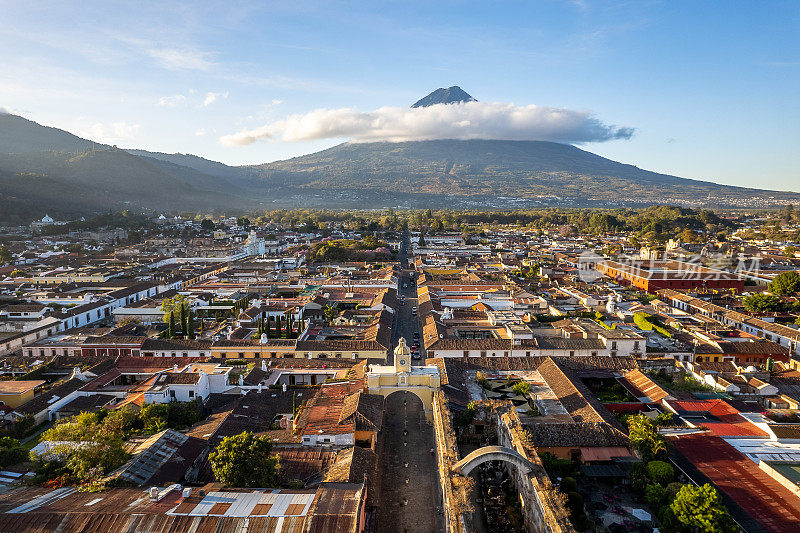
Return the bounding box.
[366,338,440,421]
[0,380,45,408]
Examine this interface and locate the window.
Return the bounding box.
[463,351,469,357]
[634,341,640,351]
[591,351,597,357]
[611,341,617,350]
[569,351,575,357]
[239,352,245,358]
[189,390,195,398]
[170,390,176,398]
[480,351,486,357]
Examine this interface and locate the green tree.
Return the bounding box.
[645,483,669,509]
[200,219,215,231]
[646,460,675,485]
[209,431,280,488]
[140,403,170,434]
[670,483,736,533]
[769,271,800,295]
[179,304,187,338]
[167,311,176,339]
[186,309,195,339]
[627,414,668,460]
[66,441,129,481]
[418,232,426,246]
[0,437,28,467]
[323,304,338,325]
[742,293,784,313]
[161,294,190,322]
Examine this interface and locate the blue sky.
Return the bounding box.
[1,1,798,191]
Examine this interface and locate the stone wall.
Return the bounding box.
[495,407,574,533]
[432,390,477,533]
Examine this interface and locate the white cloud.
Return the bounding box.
[145,47,215,71]
[271,99,284,105]
[219,101,634,146]
[79,121,141,144]
[195,128,207,137]
[157,94,187,107]
[203,91,229,107]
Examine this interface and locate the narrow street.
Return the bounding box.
[376,391,438,533]
[392,228,420,363]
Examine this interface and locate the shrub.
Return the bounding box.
[645,483,669,509]
[560,476,578,493]
[666,482,683,500]
[0,437,28,467]
[512,380,531,396]
[647,460,675,485]
[629,461,648,492]
[566,491,584,515]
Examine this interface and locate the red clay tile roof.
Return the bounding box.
[670,399,769,437]
[672,435,800,533]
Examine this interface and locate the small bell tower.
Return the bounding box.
[394,338,411,373]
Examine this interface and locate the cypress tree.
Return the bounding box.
[187,310,195,339]
[180,304,187,338]
[168,312,176,339]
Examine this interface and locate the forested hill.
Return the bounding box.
[249,139,800,206]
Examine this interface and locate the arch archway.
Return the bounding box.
[452,446,535,476]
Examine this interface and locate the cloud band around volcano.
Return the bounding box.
[219,101,634,146]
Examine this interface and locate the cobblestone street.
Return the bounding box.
[377,391,439,533]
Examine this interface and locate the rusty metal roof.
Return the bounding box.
[0,482,365,533]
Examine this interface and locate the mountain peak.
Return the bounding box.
[411,86,476,108]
